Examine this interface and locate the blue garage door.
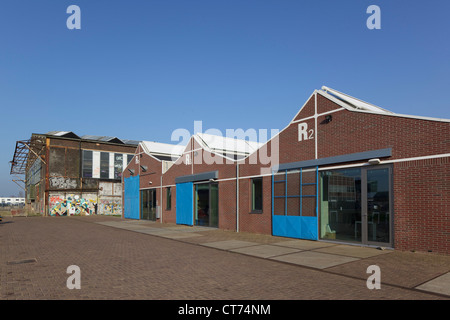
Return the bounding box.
[272,166,318,240]
[124,175,140,219]
[176,182,193,226]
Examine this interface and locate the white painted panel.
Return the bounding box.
[123,154,127,173]
[99,181,113,196]
[93,151,100,178]
[109,152,114,179]
[113,182,122,196]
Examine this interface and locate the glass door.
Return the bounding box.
[141,189,157,221]
[195,182,218,228]
[362,166,392,246]
[149,189,157,221]
[141,189,149,220]
[320,165,392,247]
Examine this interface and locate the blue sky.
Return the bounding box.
[1,0,449,196]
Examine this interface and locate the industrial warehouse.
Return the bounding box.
[11,86,449,255]
[121,86,450,255]
[10,131,138,216]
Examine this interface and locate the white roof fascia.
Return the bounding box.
[195,133,263,158]
[193,134,239,162]
[322,86,395,114]
[140,141,185,162]
[319,89,450,123]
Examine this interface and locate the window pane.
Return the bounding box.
[273,198,285,215]
[114,153,123,179]
[209,183,219,228]
[100,152,109,179]
[252,178,263,211]
[287,197,300,216]
[127,154,133,164]
[82,150,93,178]
[286,172,299,196]
[166,187,171,210]
[367,168,390,243]
[320,169,361,242]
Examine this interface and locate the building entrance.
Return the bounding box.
[195,182,218,228]
[319,165,392,247]
[141,188,157,221]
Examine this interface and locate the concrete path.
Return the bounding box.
[96,218,450,297]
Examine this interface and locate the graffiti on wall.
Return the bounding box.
[48,183,123,216]
[49,194,97,216]
[49,177,77,189]
[99,198,122,215]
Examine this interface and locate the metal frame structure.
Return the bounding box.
[10,136,46,175]
[272,166,319,240]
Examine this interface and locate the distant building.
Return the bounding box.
[10,131,139,216]
[0,197,25,206]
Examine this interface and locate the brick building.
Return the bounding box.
[10,131,139,216]
[122,86,449,254]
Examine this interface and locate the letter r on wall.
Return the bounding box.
[298,123,308,141]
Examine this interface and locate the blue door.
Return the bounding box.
[176,182,193,226]
[124,175,140,219]
[272,167,318,240]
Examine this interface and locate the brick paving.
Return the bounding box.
[1,215,449,300]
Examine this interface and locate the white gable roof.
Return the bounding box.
[195,133,263,158]
[140,141,185,158]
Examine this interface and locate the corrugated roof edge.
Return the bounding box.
[44,131,140,145]
[319,86,450,123]
[196,132,264,155]
[140,141,185,161]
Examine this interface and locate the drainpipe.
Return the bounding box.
[160,175,163,224]
[236,162,239,233]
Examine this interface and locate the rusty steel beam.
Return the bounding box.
[10,136,46,175]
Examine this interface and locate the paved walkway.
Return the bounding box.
[97,217,450,298]
[1,215,449,300]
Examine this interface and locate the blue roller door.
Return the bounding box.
[124,175,140,219]
[176,182,193,226]
[272,166,318,240]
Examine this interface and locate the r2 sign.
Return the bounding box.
[298,123,314,141]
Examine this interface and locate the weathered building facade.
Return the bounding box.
[11,131,138,216]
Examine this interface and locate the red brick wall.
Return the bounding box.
[160,136,239,229]
[238,176,272,235]
[249,92,449,253]
[393,157,450,254]
[122,92,450,254]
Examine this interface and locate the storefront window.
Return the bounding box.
[320,168,362,242]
